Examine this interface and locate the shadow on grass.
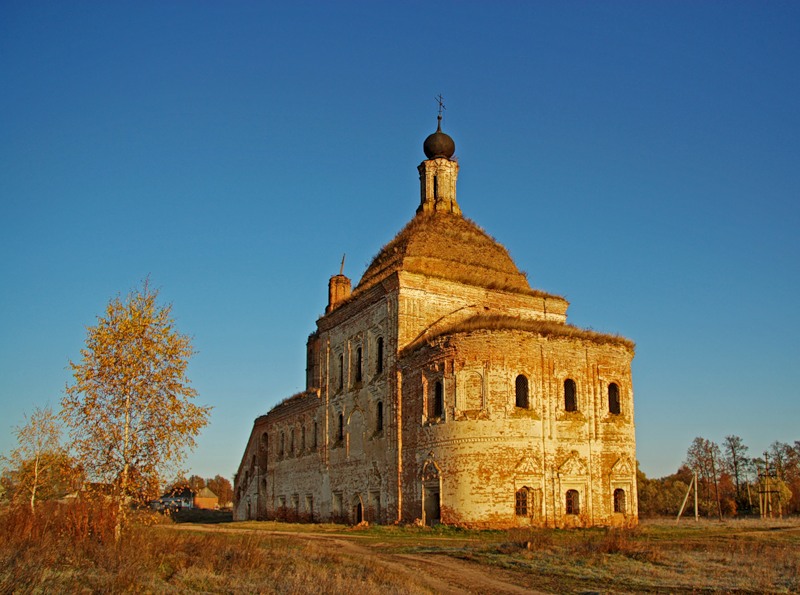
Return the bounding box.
[171,509,233,524]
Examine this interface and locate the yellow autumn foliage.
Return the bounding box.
[62,280,210,539]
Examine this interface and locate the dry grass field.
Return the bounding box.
[2,504,798,594]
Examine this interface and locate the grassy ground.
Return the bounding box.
[2,504,798,594]
[210,517,800,593]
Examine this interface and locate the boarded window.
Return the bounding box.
[566,489,580,515]
[376,337,384,373]
[614,488,626,513]
[564,379,577,412]
[608,383,621,415]
[515,488,529,516]
[369,491,381,523]
[515,374,529,408]
[464,372,483,411]
[305,494,314,518]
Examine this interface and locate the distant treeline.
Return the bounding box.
[638,437,799,517]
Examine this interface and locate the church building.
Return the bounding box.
[233,115,638,528]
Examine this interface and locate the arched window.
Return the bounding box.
[313,421,318,449]
[338,354,344,390]
[355,346,363,383]
[566,489,580,515]
[564,379,577,412]
[608,383,621,415]
[614,488,626,513]
[301,425,306,451]
[515,487,529,516]
[376,401,384,432]
[337,413,344,442]
[515,374,529,409]
[376,337,384,374]
[290,429,295,454]
[433,380,444,418]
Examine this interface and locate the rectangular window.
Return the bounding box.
[515,489,529,516]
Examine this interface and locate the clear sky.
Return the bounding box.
[2,1,798,482]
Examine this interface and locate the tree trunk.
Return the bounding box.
[30,453,39,513]
[115,391,132,543]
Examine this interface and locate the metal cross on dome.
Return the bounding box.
[435,94,446,116]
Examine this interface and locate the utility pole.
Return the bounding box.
[677,471,699,523]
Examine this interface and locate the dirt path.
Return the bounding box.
[165,523,543,594]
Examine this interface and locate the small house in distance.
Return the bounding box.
[152,486,219,511]
[194,487,219,510]
[234,116,637,528]
[154,486,194,511]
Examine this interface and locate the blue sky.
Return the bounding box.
[1,1,798,481]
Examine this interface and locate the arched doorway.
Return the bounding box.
[421,459,441,526]
[353,496,364,524]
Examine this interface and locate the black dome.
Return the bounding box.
[423,118,455,159]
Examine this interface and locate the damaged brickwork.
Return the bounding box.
[234,121,637,528]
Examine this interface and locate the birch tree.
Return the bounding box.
[62,281,211,540]
[1,406,68,511]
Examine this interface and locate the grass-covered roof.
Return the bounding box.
[354,212,541,296]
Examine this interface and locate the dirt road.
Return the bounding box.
[166,523,544,594]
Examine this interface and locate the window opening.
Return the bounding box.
[376,401,384,432]
[433,380,444,418]
[608,382,621,415]
[564,379,577,412]
[433,175,439,198]
[279,432,285,456]
[355,347,362,383]
[376,337,384,373]
[515,374,529,408]
[313,421,318,449]
[515,488,529,516]
[614,488,626,513]
[301,425,306,451]
[290,429,294,454]
[338,354,344,390]
[566,489,580,515]
[337,413,344,442]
